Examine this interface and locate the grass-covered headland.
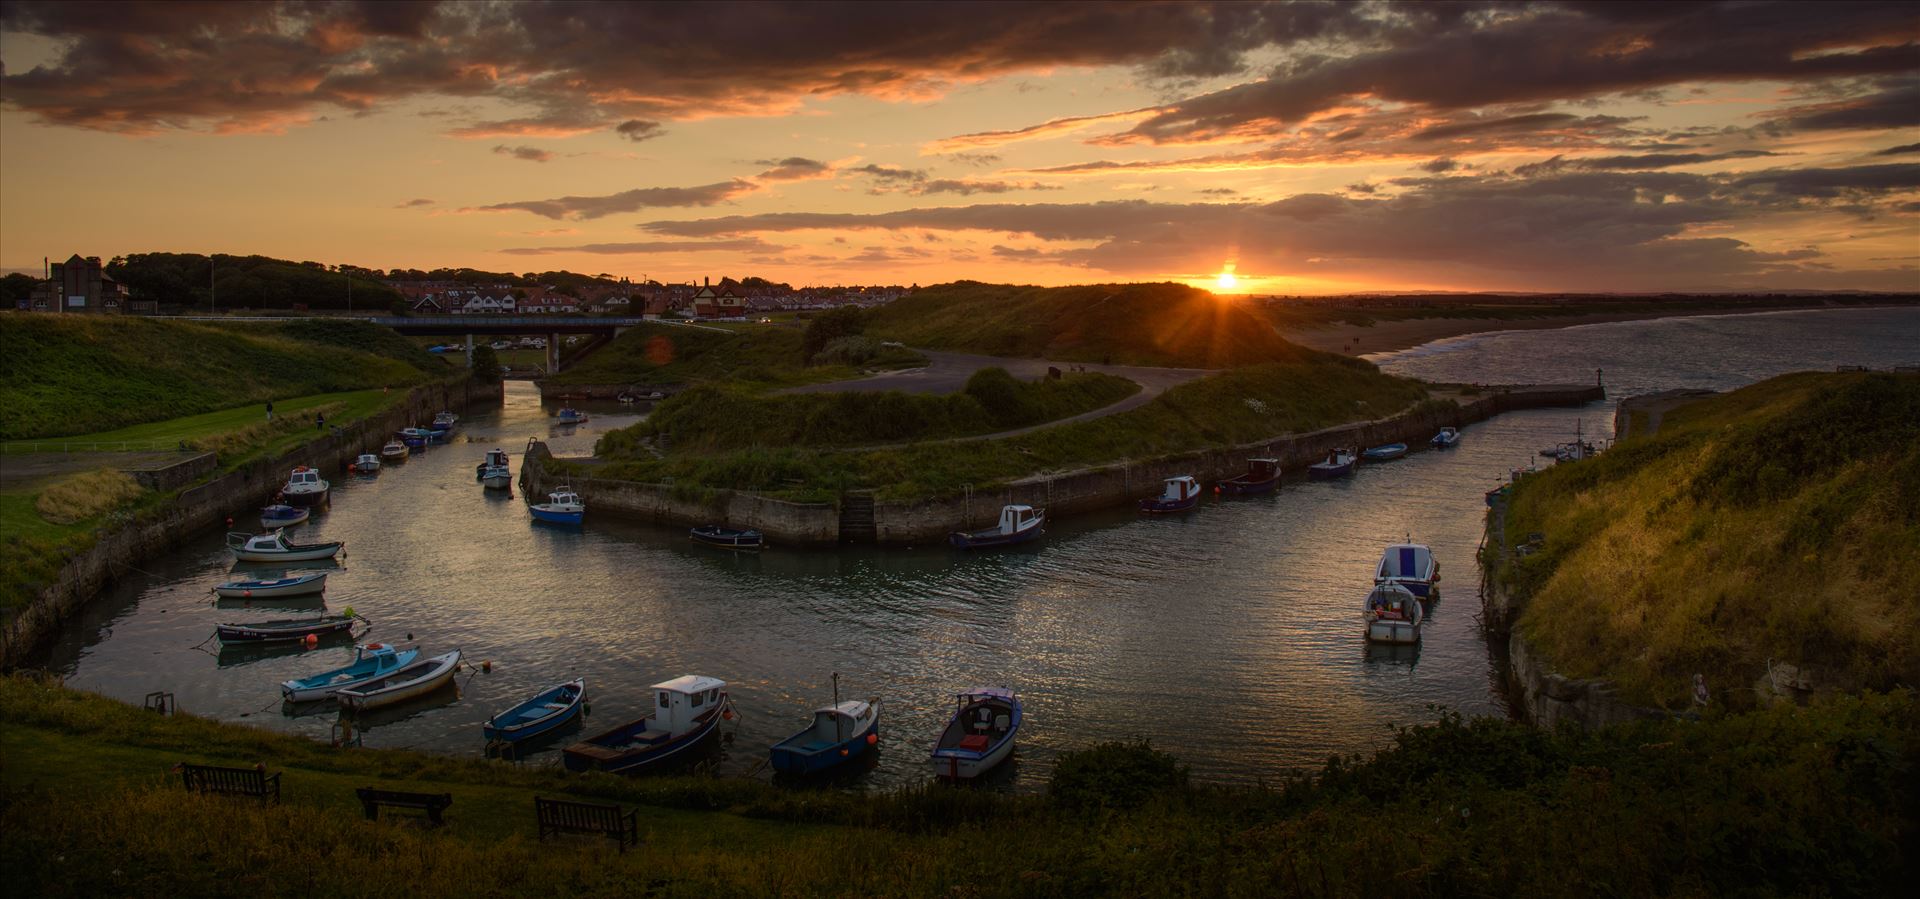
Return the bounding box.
[1491,371,1920,709]
[2,675,1908,897]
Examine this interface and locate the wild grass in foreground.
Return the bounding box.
[3,675,1908,897]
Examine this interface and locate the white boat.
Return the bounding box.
[281,643,419,702]
[1365,583,1424,644]
[1374,542,1439,598]
[930,687,1021,780]
[432,411,458,430]
[380,440,409,462]
[212,572,328,599]
[353,453,381,473]
[337,649,463,712]
[227,530,344,563]
[281,466,330,507]
[476,448,512,490]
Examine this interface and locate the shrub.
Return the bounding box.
[1050,741,1189,811]
[801,305,868,361]
[34,470,146,525]
[812,335,877,366]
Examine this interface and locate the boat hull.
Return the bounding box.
[1308,461,1354,479]
[530,506,584,525]
[484,679,587,744]
[481,472,513,490]
[1138,496,1200,514]
[690,528,765,550]
[282,487,330,507]
[1362,444,1408,461]
[1217,475,1280,495]
[260,506,310,530]
[771,718,880,775]
[216,613,354,643]
[1367,618,1422,644]
[212,573,328,599]
[338,651,462,712]
[949,521,1044,549]
[231,542,343,563]
[931,732,1015,780]
[563,712,721,776]
[281,648,420,702]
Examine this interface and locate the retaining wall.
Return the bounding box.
[0,377,500,669]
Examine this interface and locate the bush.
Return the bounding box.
[470,346,502,384]
[801,305,868,361]
[1050,741,1189,811]
[962,367,1034,428]
[812,335,878,366]
[34,470,146,525]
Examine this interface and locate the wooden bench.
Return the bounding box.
[356,787,453,826]
[178,762,280,803]
[535,797,638,852]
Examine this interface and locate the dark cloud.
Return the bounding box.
[395,197,435,208]
[1767,79,1920,132]
[850,164,929,185]
[946,152,1003,167]
[615,119,667,142]
[1878,143,1920,156]
[755,157,834,181]
[914,179,1061,196]
[1514,151,1779,176]
[1199,187,1238,196]
[1419,158,1457,174]
[470,180,759,220]
[1412,114,1632,142]
[492,144,553,163]
[497,238,786,256]
[1733,163,1920,198]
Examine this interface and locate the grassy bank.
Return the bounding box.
[1492,371,1920,708]
[545,323,922,390]
[586,359,1429,502]
[2,675,1910,897]
[865,281,1318,368]
[0,315,444,440]
[609,369,1139,454]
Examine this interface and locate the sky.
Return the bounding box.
[1,0,1917,294]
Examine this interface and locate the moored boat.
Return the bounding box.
[555,407,589,425]
[1139,475,1202,513]
[432,411,458,430]
[1308,448,1357,479]
[616,392,638,404]
[477,448,512,490]
[484,678,588,745]
[530,488,585,526]
[1430,427,1461,448]
[563,675,731,775]
[212,572,328,599]
[399,427,433,448]
[280,643,419,702]
[1374,542,1440,598]
[1217,458,1281,495]
[281,466,330,507]
[930,687,1021,781]
[352,453,381,474]
[690,525,765,550]
[771,677,880,776]
[1362,442,1409,461]
[949,504,1044,549]
[337,649,462,712]
[380,440,409,462]
[1365,583,1424,644]
[227,530,344,563]
[216,610,361,644]
[259,503,309,530]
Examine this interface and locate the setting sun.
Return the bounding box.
[1215,266,1238,291]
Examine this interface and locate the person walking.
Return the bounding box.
[266,400,274,422]
[315,411,325,430]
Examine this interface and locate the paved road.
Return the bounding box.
[782,350,1214,443]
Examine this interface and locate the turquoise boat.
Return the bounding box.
[280,644,419,703]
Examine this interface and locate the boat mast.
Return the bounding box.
[832,672,842,741]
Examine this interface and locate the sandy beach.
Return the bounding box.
[1279,303,1913,357]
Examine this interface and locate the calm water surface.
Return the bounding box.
[39,306,1920,789]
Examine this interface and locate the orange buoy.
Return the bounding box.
[867,733,878,745]
[481,660,492,673]
[243,590,253,597]
[841,749,849,757]
[722,708,734,721]
[303,633,318,648]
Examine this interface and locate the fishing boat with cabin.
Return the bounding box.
[1217,458,1281,495]
[227,530,343,563]
[771,675,881,776]
[1374,542,1440,598]
[562,675,732,776]
[930,687,1021,781]
[337,649,463,712]
[484,678,587,745]
[380,440,409,462]
[1139,475,1202,513]
[1308,448,1357,479]
[280,643,419,702]
[949,504,1044,549]
[281,466,330,507]
[690,526,765,550]
[529,488,585,526]
[432,411,458,430]
[215,610,361,644]
[352,452,381,474]
[1364,583,1424,644]
[477,448,512,490]
[211,572,328,600]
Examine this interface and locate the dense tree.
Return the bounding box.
[106,253,401,311]
[800,305,868,362]
[2,272,39,306]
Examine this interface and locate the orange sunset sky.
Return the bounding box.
[2,1,1917,294]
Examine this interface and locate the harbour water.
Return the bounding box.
[35,306,1920,789]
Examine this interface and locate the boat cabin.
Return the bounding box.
[996,504,1040,534]
[484,448,509,468]
[1244,458,1279,480]
[547,491,582,508]
[804,700,875,744]
[287,468,323,489]
[650,675,728,737]
[1158,476,1200,502]
[239,532,291,553]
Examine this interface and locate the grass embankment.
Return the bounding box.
[589,359,1430,502]
[2,676,1910,897]
[865,281,1316,368]
[545,323,922,390]
[606,368,1139,453]
[1494,372,1920,708]
[0,315,443,440]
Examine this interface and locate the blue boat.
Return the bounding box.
[690,525,765,550]
[398,427,432,448]
[771,675,881,775]
[1362,443,1408,461]
[555,407,589,425]
[949,504,1044,549]
[1308,448,1357,479]
[1139,475,1202,513]
[427,427,452,443]
[563,675,730,775]
[484,677,587,744]
[1216,458,1281,496]
[529,489,585,526]
[259,503,309,530]
[1430,427,1461,448]
[432,411,458,430]
[280,644,420,702]
[930,687,1021,781]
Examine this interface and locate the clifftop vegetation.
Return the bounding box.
[1496,371,1920,707]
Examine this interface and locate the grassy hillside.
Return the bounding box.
[864,281,1318,368]
[0,315,441,439]
[592,358,1429,501]
[1495,372,1920,708]
[3,675,1909,897]
[546,323,922,388]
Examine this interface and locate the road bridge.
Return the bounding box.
[177,315,731,371]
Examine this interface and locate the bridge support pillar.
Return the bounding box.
[548,333,561,373]
[466,334,475,369]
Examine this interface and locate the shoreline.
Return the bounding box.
[1281,302,1916,357]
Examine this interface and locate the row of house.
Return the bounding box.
[19,253,154,314]
[384,276,914,319]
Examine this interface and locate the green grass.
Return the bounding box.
[0,315,440,440]
[864,281,1323,368]
[2,675,1910,897]
[1496,372,1920,708]
[586,359,1429,502]
[546,323,923,390]
[5,389,389,455]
